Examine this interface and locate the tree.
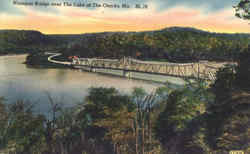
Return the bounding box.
[0,97,8,149]
[235,46,250,91]
[93,106,135,154]
[131,88,159,154]
[234,0,250,19]
[205,47,250,153]
[211,64,236,102]
[154,80,213,152]
[233,1,250,89]
[77,87,136,154]
[5,100,46,154]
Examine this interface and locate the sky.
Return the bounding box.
[0,0,249,34]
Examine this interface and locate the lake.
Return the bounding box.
[0,55,185,114]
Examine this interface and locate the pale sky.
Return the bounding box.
[0,0,249,34]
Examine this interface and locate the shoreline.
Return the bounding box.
[0,53,28,58]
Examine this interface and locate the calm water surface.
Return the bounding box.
[0,55,186,114]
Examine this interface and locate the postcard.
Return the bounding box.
[0,0,249,154]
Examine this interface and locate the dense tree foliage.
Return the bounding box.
[234,46,250,91]
[77,87,135,153]
[0,87,166,154]
[204,44,250,153]
[152,46,250,153]
[154,80,213,153]
[0,30,66,55]
[235,0,250,19]
[1,27,250,63]
[62,28,250,62]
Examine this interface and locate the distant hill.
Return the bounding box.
[59,27,250,62]
[1,27,250,62]
[160,26,209,34]
[0,30,62,55]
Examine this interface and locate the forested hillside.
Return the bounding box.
[0,30,61,55]
[1,27,250,62]
[64,27,250,62]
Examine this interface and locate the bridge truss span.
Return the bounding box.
[71,56,223,81]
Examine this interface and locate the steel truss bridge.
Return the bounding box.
[46,53,228,81]
[72,57,224,81]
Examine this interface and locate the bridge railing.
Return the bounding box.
[129,58,196,66]
[72,56,226,81]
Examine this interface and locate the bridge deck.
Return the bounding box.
[47,53,228,81]
[47,53,71,65]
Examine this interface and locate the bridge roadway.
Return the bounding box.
[47,52,71,65]
[47,52,225,81]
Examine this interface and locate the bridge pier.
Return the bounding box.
[123,70,132,78]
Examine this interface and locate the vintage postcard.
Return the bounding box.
[0,0,249,154]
